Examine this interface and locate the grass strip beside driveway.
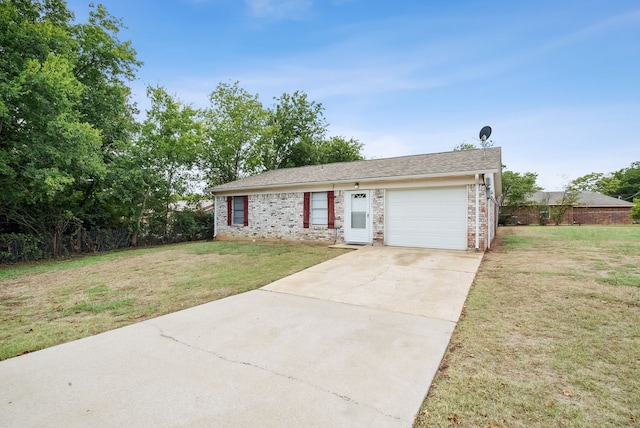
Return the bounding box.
[415,226,640,427]
[0,240,349,361]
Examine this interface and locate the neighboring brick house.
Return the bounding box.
[512,191,634,225]
[207,148,502,251]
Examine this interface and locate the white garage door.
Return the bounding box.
[386,187,467,250]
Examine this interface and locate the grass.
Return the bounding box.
[414,225,640,428]
[0,246,171,282]
[0,240,349,360]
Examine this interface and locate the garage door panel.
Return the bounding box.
[387,188,467,250]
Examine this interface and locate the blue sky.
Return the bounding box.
[66,0,640,190]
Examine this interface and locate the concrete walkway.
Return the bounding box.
[0,246,483,428]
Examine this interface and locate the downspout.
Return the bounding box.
[475,174,480,250]
[332,184,338,244]
[487,191,492,249]
[484,174,494,250]
[212,193,217,239]
[487,179,492,250]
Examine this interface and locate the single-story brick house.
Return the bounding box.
[208,147,502,250]
[511,191,634,225]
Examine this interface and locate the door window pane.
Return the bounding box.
[351,212,366,229]
[351,193,367,229]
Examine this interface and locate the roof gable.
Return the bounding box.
[209,147,502,193]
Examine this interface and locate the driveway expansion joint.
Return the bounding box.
[144,321,404,423]
[327,265,392,300]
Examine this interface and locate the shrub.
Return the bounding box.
[0,233,46,263]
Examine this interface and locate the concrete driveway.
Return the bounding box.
[0,246,483,428]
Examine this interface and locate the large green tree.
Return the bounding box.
[609,161,640,201]
[0,0,140,237]
[499,168,542,210]
[572,161,640,201]
[317,136,364,164]
[632,199,640,222]
[570,172,620,195]
[100,144,158,246]
[258,91,328,170]
[71,4,141,229]
[200,81,267,186]
[72,3,140,151]
[137,86,200,235]
[200,86,365,184]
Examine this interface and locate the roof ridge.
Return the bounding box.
[209,147,502,192]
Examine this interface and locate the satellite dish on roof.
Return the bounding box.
[478,125,493,159]
[479,126,492,142]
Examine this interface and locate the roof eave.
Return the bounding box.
[209,168,501,195]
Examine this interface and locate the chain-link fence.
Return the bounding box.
[0,211,216,264]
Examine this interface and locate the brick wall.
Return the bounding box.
[466,183,488,250]
[372,189,385,245]
[215,192,345,242]
[572,207,632,225]
[511,206,632,225]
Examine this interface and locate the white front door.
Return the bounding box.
[345,190,371,244]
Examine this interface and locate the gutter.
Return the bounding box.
[206,169,502,194]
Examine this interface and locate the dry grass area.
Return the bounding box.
[415,226,640,428]
[0,240,349,360]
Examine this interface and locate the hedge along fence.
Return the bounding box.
[0,211,216,264]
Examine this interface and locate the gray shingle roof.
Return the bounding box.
[530,191,634,207]
[209,147,502,193]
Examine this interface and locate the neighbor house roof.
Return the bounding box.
[529,191,634,207]
[170,200,214,212]
[208,147,502,193]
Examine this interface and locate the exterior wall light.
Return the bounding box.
[354,182,359,189]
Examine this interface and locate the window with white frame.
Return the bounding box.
[311,192,328,225]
